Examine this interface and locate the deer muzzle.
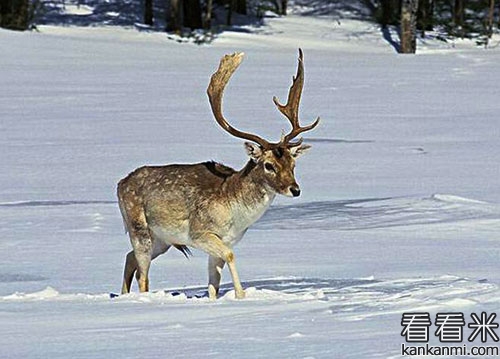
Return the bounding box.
[289,186,301,197]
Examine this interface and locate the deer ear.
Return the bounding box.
[244,142,263,161]
[290,144,311,158]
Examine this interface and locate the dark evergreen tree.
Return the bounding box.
[235,0,246,15]
[144,0,154,25]
[280,0,288,15]
[183,0,202,29]
[380,0,401,28]
[0,0,29,30]
[417,0,434,36]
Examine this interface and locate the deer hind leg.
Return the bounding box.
[122,250,138,294]
[118,180,158,293]
[125,217,154,293]
[193,233,245,299]
[208,256,226,300]
[121,240,170,294]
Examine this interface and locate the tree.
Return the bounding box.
[0,0,29,30]
[453,0,464,35]
[183,0,202,29]
[203,0,213,29]
[226,0,234,25]
[380,0,401,28]
[144,0,153,26]
[486,0,495,38]
[167,0,181,32]
[400,0,418,53]
[280,0,288,15]
[235,0,246,15]
[417,0,434,36]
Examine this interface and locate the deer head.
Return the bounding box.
[207,49,320,197]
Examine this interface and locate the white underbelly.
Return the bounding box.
[150,224,192,246]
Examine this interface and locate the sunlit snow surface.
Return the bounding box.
[1,4,500,358]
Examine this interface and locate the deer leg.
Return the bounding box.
[128,221,153,293]
[193,233,245,299]
[134,248,152,293]
[121,251,138,294]
[131,236,170,293]
[208,255,225,300]
[227,257,245,299]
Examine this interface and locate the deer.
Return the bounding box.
[117,49,320,300]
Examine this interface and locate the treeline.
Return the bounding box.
[1,0,34,30]
[1,0,498,51]
[139,0,288,31]
[0,0,286,31]
[379,0,498,51]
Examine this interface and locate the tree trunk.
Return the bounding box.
[144,0,154,26]
[203,0,213,29]
[183,0,202,29]
[167,0,181,32]
[487,0,495,38]
[0,0,29,30]
[453,0,464,35]
[226,0,235,26]
[380,0,400,28]
[417,0,433,36]
[400,0,418,53]
[235,0,246,15]
[280,0,287,15]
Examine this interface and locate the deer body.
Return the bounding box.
[118,50,319,299]
[118,161,275,249]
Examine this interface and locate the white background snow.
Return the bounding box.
[1,3,499,358]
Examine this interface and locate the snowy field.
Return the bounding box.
[1,5,500,359]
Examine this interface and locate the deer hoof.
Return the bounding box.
[235,290,246,299]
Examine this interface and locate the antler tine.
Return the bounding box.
[273,49,320,145]
[207,52,271,149]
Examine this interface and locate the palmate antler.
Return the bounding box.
[207,52,272,149]
[207,49,319,149]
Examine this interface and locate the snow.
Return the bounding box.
[61,5,95,16]
[1,3,500,358]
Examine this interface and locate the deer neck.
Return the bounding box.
[224,160,275,228]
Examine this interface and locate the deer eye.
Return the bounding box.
[264,162,276,173]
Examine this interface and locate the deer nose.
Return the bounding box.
[290,186,301,197]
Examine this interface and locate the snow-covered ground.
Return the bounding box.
[1,6,499,358]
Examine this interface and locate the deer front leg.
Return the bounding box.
[208,256,225,300]
[192,233,245,299]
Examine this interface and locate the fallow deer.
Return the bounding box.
[117,49,319,299]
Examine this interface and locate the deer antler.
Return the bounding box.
[207,52,271,149]
[273,49,320,146]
